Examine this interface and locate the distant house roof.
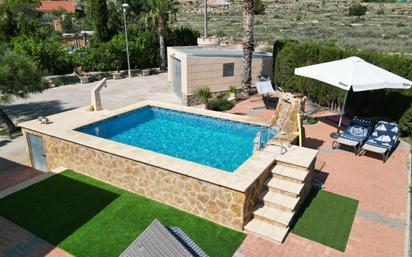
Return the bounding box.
[36,1,76,13]
[120,219,209,257]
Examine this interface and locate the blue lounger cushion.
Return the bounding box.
[364,121,400,150]
[340,116,373,143]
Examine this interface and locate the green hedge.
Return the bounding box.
[11,34,75,75]
[9,26,199,75]
[273,40,412,136]
[77,27,199,72]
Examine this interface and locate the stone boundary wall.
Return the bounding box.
[23,129,267,231]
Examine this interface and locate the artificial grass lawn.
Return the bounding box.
[291,188,358,252]
[0,170,246,257]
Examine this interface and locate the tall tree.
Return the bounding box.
[241,0,255,92]
[89,0,110,41]
[141,0,178,71]
[0,0,41,41]
[107,1,123,37]
[124,0,144,24]
[0,50,48,135]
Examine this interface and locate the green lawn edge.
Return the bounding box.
[291,188,359,252]
[0,170,246,257]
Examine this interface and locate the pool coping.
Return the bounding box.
[19,100,280,192]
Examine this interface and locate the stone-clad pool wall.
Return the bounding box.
[23,129,268,231]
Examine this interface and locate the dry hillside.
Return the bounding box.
[174,0,412,54]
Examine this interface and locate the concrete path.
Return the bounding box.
[3,73,179,125]
[0,74,180,172]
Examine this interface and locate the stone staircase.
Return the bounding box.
[244,156,315,243]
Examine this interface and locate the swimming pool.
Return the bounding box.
[77,106,273,172]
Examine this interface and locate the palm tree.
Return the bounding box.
[193,87,213,108]
[141,0,178,71]
[241,0,255,93]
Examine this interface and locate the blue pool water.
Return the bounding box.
[77,106,273,172]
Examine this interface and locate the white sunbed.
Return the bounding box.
[253,80,276,109]
[256,80,275,95]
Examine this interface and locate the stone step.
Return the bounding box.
[271,165,309,183]
[253,204,294,227]
[264,177,304,197]
[258,190,299,212]
[274,160,309,171]
[275,145,318,170]
[244,218,289,243]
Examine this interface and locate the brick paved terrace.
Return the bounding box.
[234,97,411,257]
[0,166,43,192]
[0,216,72,257]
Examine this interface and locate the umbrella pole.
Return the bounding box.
[337,90,349,133]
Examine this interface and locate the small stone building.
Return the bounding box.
[167,46,273,105]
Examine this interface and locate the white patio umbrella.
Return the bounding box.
[294,56,412,133]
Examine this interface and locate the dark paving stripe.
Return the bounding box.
[356,208,407,229]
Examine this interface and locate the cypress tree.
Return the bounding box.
[89,0,109,42]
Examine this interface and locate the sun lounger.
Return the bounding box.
[359,121,400,162]
[332,116,373,154]
[253,77,276,109]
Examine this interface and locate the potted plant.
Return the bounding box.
[142,69,151,76]
[75,66,90,84]
[303,115,319,125]
[112,59,122,79]
[193,87,213,109]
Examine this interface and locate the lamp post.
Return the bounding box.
[122,3,131,79]
[204,0,208,38]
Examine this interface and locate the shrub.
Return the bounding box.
[254,0,265,15]
[11,34,75,75]
[348,3,367,19]
[399,104,412,136]
[273,40,412,136]
[166,27,200,46]
[193,87,213,105]
[303,116,318,125]
[229,86,240,94]
[216,30,226,38]
[50,75,80,87]
[7,26,199,74]
[376,7,385,15]
[77,27,199,72]
[207,98,235,111]
[362,0,396,2]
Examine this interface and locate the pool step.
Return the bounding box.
[275,146,319,171]
[271,165,309,184]
[244,147,318,244]
[258,190,299,212]
[253,204,294,227]
[244,219,289,243]
[264,177,304,198]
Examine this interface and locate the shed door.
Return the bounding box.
[27,134,48,172]
[172,57,182,98]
